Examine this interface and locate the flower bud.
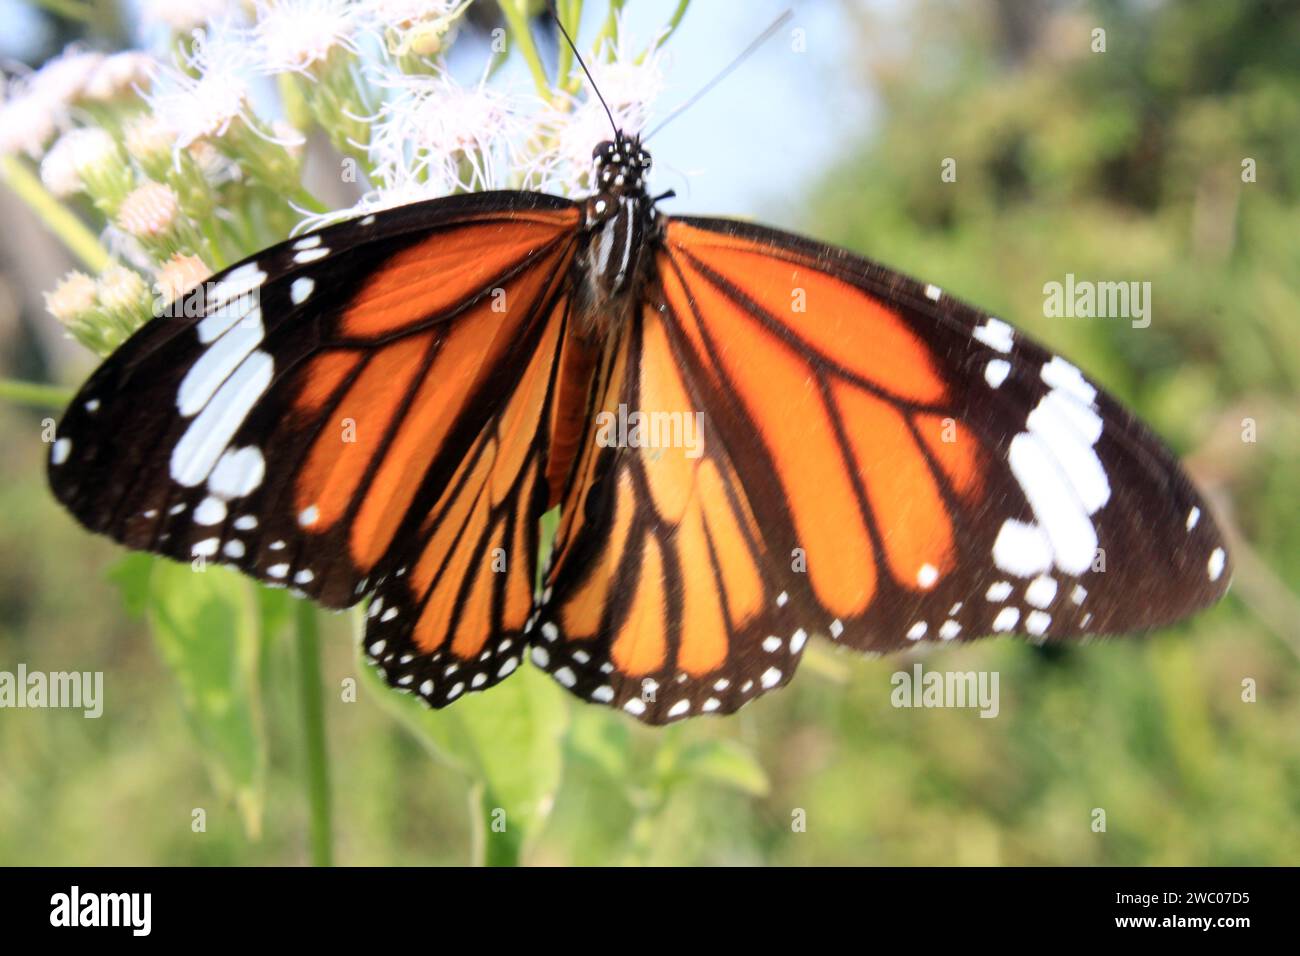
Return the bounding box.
[96,265,151,342]
[44,271,98,325]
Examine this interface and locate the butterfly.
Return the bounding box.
[46,127,1231,724]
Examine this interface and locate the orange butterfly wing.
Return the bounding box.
[531,215,1230,722]
[49,195,580,627]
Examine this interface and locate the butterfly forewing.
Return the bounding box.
[48,194,581,612]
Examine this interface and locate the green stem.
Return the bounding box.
[649,0,692,57]
[33,0,95,22]
[501,0,556,103]
[0,156,111,272]
[295,600,333,866]
[555,0,582,90]
[0,378,72,409]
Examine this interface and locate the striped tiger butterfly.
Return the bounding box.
[46,22,1230,725]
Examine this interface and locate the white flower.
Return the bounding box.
[0,48,106,157]
[83,52,158,101]
[143,26,260,152]
[155,254,213,303]
[27,48,105,105]
[40,130,92,196]
[358,0,465,33]
[139,0,236,34]
[123,114,176,167]
[144,24,306,161]
[252,0,359,75]
[366,67,522,196]
[45,272,98,324]
[39,127,122,198]
[0,85,58,157]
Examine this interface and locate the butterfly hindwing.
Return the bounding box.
[530,300,805,722]
[359,292,573,705]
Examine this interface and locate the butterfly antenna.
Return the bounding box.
[644,9,794,142]
[547,2,619,138]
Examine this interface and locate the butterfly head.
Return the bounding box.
[589,134,652,211]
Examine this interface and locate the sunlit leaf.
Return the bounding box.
[356,628,569,865]
[145,560,267,839]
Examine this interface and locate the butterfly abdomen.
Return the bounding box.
[573,135,660,340]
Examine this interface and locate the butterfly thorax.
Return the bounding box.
[573,134,659,341]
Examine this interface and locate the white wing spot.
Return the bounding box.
[267,563,289,578]
[208,446,265,499]
[293,246,329,264]
[906,621,927,640]
[984,359,1011,388]
[170,351,273,487]
[178,310,263,417]
[1186,507,1201,531]
[992,607,1019,631]
[760,667,782,689]
[51,438,71,465]
[298,505,320,527]
[762,636,782,653]
[193,496,227,526]
[789,628,807,654]
[992,520,1054,578]
[924,284,942,301]
[973,317,1014,353]
[1025,575,1058,609]
[917,563,939,588]
[938,620,961,640]
[223,540,245,559]
[1025,610,1051,636]
[667,700,690,718]
[290,277,315,305]
[1208,547,1225,581]
[986,581,1013,602]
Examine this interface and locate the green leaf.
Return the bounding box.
[145,560,267,839]
[106,552,155,618]
[665,738,770,798]
[567,706,631,780]
[357,634,569,865]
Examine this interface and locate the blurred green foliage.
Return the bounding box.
[1,0,1297,865]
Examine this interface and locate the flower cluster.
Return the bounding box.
[0,0,677,355]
